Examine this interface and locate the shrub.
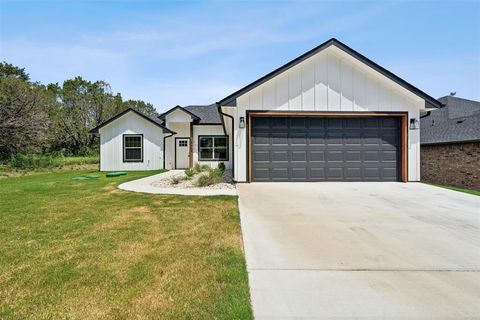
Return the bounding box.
[10,154,56,169]
[193,163,210,173]
[185,167,196,178]
[7,153,99,170]
[171,175,183,185]
[196,168,223,187]
[218,162,226,173]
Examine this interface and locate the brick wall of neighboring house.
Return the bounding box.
[421,142,480,190]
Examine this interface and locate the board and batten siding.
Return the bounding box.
[99,112,165,171]
[233,47,424,182]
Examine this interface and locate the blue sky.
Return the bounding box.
[1,1,479,112]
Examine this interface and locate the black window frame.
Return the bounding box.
[123,134,144,163]
[198,135,229,161]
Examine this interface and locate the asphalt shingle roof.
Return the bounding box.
[183,104,222,124]
[420,96,480,145]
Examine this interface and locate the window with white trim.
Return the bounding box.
[123,134,143,162]
[198,136,228,161]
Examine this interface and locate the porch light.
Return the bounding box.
[409,118,419,130]
[239,117,245,129]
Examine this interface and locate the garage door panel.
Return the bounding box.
[327,151,343,162]
[345,167,362,180]
[272,151,288,162]
[382,117,399,128]
[309,118,326,129]
[309,151,325,162]
[291,151,307,162]
[309,134,326,145]
[251,116,400,182]
[326,167,344,180]
[290,133,308,145]
[290,117,307,129]
[253,150,269,162]
[345,151,361,162]
[327,118,343,129]
[292,168,307,179]
[271,168,288,180]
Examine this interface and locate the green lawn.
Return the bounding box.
[0,170,252,319]
[426,183,480,196]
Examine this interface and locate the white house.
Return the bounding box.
[90,38,442,182]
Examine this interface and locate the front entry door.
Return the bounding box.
[175,138,190,169]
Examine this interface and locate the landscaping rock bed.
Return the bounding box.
[151,169,235,190]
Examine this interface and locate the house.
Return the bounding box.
[90,38,443,182]
[420,96,480,189]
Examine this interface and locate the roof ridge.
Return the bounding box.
[438,96,480,105]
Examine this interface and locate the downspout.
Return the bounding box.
[163,131,175,169]
[217,103,235,178]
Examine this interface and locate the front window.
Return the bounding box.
[123,134,143,162]
[199,136,228,161]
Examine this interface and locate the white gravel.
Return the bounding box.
[118,170,237,196]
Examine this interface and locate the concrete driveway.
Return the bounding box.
[237,182,480,319]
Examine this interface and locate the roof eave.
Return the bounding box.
[89,108,175,135]
[158,105,201,121]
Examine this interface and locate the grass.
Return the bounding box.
[0,155,100,178]
[0,170,252,319]
[426,183,480,196]
[5,154,99,170]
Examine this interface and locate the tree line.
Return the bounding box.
[0,62,158,160]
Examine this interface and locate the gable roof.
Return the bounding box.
[217,38,442,109]
[184,104,222,124]
[158,105,201,121]
[89,108,175,134]
[159,104,222,125]
[420,96,480,145]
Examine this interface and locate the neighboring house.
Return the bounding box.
[420,96,480,189]
[91,38,442,182]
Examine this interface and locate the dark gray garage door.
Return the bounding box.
[250,116,400,182]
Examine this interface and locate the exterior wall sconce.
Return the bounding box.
[239,117,245,129]
[409,118,419,130]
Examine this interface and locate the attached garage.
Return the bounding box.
[249,114,407,182]
[217,38,443,182]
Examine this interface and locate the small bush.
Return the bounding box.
[185,167,196,178]
[171,176,183,185]
[196,168,223,187]
[193,163,210,173]
[218,162,226,173]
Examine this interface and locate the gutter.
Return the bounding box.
[163,131,176,169]
[420,111,431,119]
[217,103,235,178]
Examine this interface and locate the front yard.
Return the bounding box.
[0,170,252,319]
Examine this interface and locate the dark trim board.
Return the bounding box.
[122,134,144,163]
[90,108,174,134]
[174,137,191,169]
[197,135,229,162]
[218,38,442,109]
[246,111,408,183]
[159,105,200,121]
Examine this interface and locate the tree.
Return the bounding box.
[122,99,158,117]
[50,77,123,154]
[0,62,161,157]
[0,62,30,82]
[0,76,54,159]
